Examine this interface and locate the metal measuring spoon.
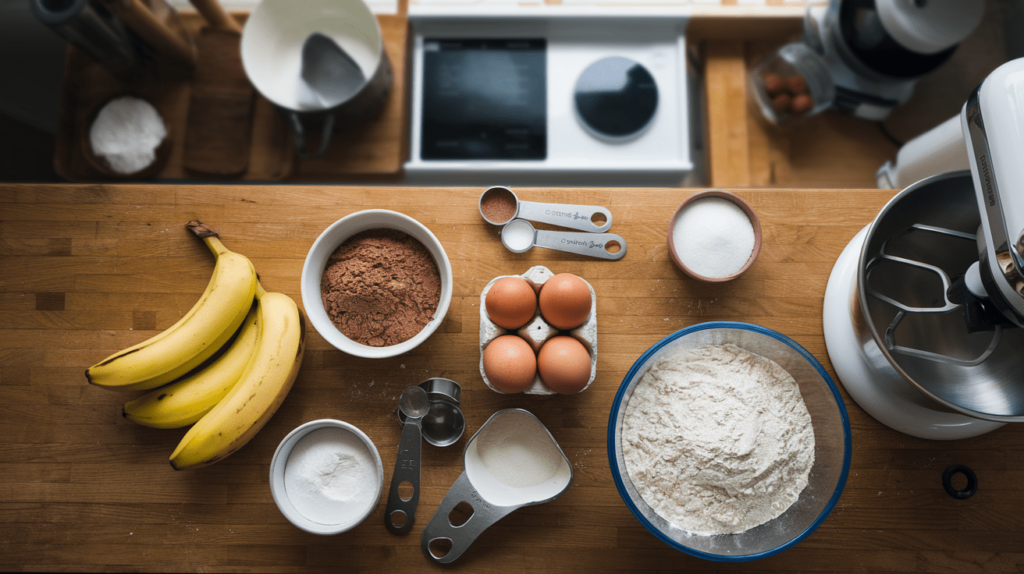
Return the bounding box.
[479,186,613,233]
[501,219,627,260]
[397,378,466,447]
[385,386,429,534]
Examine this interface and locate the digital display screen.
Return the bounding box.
[421,39,546,160]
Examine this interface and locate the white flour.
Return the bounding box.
[622,344,814,535]
[284,427,377,525]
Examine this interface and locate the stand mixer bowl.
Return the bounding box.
[823,171,1024,439]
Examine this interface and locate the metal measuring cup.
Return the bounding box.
[420,409,574,563]
[501,219,627,260]
[479,186,613,233]
[386,379,466,534]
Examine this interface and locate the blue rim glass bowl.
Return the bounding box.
[607,321,851,561]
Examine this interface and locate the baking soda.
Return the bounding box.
[284,427,377,525]
[672,197,754,278]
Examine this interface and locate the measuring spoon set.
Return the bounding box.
[383,379,573,564]
[479,186,627,260]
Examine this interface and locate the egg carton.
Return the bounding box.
[479,265,597,395]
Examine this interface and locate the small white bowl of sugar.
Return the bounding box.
[270,419,384,535]
[668,190,762,282]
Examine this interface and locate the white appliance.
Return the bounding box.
[750,0,983,125]
[825,58,1024,440]
[404,7,698,186]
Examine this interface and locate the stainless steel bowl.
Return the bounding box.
[608,322,851,561]
[856,171,1024,421]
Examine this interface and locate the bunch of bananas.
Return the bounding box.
[86,221,306,470]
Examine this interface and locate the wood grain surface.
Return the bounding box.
[3,184,1024,573]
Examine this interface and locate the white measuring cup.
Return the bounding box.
[479,186,613,233]
[420,409,573,564]
[501,219,627,260]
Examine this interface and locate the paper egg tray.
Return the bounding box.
[479,265,597,395]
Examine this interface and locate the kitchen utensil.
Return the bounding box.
[101,0,196,68]
[385,386,429,534]
[421,409,573,564]
[397,378,466,447]
[188,0,240,32]
[32,0,140,80]
[608,321,851,561]
[823,171,1020,439]
[501,219,626,260]
[269,419,384,535]
[301,32,367,108]
[667,190,762,282]
[301,210,453,359]
[240,0,393,158]
[478,186,612,232]
[182,27,254,176]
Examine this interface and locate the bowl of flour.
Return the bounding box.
[270,419,384,535]
[607,321,851,561]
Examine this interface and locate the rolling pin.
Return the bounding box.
[101,0,196,67]
[189,0,241,32]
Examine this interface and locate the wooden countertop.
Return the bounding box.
[3,184,1024,572]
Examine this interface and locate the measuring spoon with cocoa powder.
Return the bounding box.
[479,186,613,233]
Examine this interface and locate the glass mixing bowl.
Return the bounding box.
[607,321,851,561]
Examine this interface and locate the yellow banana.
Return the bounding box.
[169,285,306,470]
[122,303,260,429]
[85,222,257,392]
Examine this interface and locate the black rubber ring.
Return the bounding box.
[942,465,978,500]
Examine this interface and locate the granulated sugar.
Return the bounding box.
[672,198,754,278]
[89,96,167,175]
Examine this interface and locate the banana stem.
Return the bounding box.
[186,220,230,259]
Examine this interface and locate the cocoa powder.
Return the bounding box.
[320,229,441,347]
[481,190,517,223]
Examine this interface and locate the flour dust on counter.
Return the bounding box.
[622,344,815,535]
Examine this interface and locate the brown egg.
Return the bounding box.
[483,335,536,394]
[485,277,537,330]
[791,94,814,113]
[537,336,591,395]
[539,273,592,330]
[762,73,786,95]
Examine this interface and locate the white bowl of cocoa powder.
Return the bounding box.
[301,210,454,359]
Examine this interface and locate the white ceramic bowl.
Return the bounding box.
[270,419,384,535]
[301,209,454,358]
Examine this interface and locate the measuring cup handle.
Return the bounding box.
[534,230,628,260]
[421,473,516,564]
[517,201,613,233]
[384,420,422,534]
[288,112,335,158]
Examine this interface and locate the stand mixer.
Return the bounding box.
[750,0,983,125]
[824,58,1024,440]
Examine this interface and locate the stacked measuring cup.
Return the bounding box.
[478,186,627,260]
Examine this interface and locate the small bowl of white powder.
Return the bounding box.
[668,191,762,282]
[82,94,171,180]
[607,321,851,561]
[270,419,384,535]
